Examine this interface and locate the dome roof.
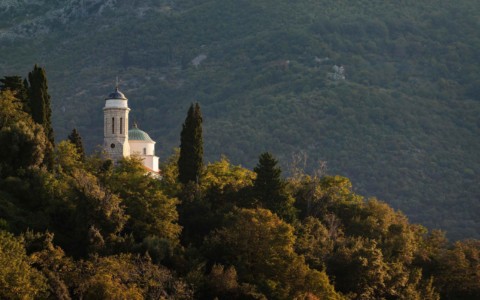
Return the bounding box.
[129,124,154,142]
[106,87,127,100]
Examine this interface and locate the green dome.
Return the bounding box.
[128,124,154,142]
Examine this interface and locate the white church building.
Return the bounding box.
[103,85,159,173]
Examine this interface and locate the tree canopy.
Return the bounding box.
[0,66,479,299]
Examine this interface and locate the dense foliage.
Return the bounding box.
[1,76,480,299]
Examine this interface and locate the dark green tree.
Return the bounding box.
[0,91,48,178]
[27,65,53,144]
[252,152,297,222]
[178,103,203,184]
[68,128,85,162]
[27,65,54,169]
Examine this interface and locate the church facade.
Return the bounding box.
[103,86,159,173]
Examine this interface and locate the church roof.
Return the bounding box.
[106,87,127,100]
[129,124,154,142]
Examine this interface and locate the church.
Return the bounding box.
[102,85,159,173]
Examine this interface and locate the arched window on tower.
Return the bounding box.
[143,148,146,155]
[120,117,123,134]
[112,117,115,134]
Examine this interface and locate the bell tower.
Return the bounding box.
[103,84,130,161]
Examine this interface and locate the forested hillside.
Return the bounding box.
[0,0,479,240]
[1,80,480,299]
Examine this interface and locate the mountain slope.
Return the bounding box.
[1,0,479,239]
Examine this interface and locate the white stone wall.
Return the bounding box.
[144,155,159,172]
[103,102,130,161]
[129,140,155,156]
[129,140,159,172]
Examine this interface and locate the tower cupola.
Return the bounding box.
[106,87,127,100]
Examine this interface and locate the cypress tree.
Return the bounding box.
[178,103,203,184]
[27,65,53,143]
[68,128,85,162]
[27,65,54,169]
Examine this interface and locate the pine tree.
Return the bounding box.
[27,65,54,169]
[68,128,85,162]
[252,152,297,222]
[178,103,203,184]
